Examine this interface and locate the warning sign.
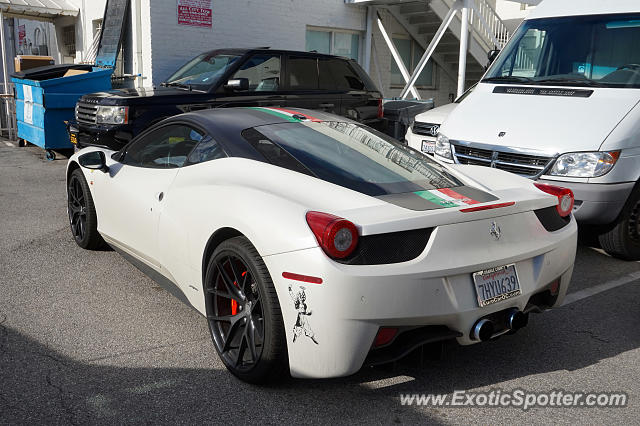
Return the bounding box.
[177,0,212,28]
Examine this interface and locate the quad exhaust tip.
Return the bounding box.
[472,309,529,341]
[507,309,528,331]
[472,319,494,341]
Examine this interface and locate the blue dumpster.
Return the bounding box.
[12,66,113,160]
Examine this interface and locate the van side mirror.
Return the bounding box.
[224,78,249,91]
[487,49,500,65]
[79,151,109,173]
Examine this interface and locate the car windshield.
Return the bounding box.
[248,121,462,197]
[484,13,640,88]
[164,53,242,88]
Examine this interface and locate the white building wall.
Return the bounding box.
[146,0,367,85]
[11,1,468,105]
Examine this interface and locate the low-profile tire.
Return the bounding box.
[67,168,105,250]
[599,186,640,260]
[204,236,287,384]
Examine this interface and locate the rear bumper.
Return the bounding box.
[537,179,635,225]
[263,214,577,378]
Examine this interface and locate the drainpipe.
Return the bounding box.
[135,0,143,88]
[0,9,11,138]
[457,0,470,97]
[363,6,373,73]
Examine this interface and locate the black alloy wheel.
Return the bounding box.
[68,173,87,242]
[67,168,104,250]
[205,237,286,383]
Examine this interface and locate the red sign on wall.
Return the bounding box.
[177,0,212,28]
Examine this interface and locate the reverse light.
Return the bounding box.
[534,183,574,217]
[373,327,398,348]
[306,211,359,259]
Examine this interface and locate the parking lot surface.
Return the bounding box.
[1,142,639,425]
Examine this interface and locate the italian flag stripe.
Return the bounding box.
[270,107,322,122]
[414,188,480,208]
[437,188,480,205]
[247,107,322,122]
[247,107,300,122]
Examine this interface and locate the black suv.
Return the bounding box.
[71,48,383,150]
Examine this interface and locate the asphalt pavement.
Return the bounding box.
[1,142,639,425]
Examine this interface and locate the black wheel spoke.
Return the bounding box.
[227,257,242,285]
[254,317,264,341]
[246,320,258,362]
[205,287,235,300]
[221,316,245,353]
[208,313,241,323]
[234,334,248,367]
[216,263,243,302]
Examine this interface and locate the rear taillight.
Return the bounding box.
[377,98,384,119]
[534,183,574,217]
[306,211,359,259]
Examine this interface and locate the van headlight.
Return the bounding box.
[96,106,129,124]
[549,151,620,178]
[435,133,452,159]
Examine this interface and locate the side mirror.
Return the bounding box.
[224,77,249,91]
[78,151,109,173]
[487,49,500,65]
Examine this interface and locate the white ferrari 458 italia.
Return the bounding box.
[67,107,577,383]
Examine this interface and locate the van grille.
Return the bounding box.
[412,121,440,137]
[453,144,553,178]
[76,102,97,125]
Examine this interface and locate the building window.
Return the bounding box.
[62,25,75,57]
[305,28,360,62]
[390,36,434,88]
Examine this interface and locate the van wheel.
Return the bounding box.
[599,187,640,260]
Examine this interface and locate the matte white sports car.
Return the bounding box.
[67,107,577,383]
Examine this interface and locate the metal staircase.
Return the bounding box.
[348,0,511,96]
[389,0,510,90]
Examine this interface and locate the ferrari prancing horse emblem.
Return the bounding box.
[489,221,501,240]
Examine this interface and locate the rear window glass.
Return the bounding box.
[288,57,319,90]
[318,59,365,90]
[247,121,461,196]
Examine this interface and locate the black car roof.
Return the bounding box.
[201,48,356,61]
[165,107,350,161]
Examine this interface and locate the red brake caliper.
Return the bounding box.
[231,271,247,315]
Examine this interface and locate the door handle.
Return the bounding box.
[319,103,334,108]
[157,191,164,201]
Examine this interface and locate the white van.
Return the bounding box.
[435,0,640,260]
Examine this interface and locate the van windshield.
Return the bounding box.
[484,13,640,88]
[164,53,242,89]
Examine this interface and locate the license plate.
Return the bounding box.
[421,140,435,154]
[472,264,521,307]
[69,132,78,144]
